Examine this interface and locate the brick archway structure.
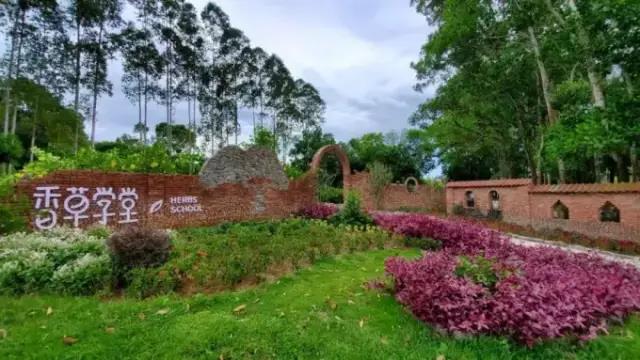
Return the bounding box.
[310,144,352,196]
[310,144,351,175]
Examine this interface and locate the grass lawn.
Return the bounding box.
[1,248,639,359]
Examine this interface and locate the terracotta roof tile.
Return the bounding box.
[530,182,640,193]
[446,179,532,188]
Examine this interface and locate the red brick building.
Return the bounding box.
[446,179,640,241]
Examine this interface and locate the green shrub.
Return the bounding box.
[86,224,112,239]
[368,161,393,209]
[451,203,464,216]
[329,191,373,227]
[132,219,402,297]
[0,133,24,167]
[454,255,507,290]
[50,254,111,295]
[0,227,111,295]
[404,237,441,250]
[318,185,343,203]
[107,227,172,271]
[0,176,28,235]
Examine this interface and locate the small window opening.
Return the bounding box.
[599,202,620,222]
[465,191,475,208]
[405,177,418,193]
[552,201,569,220]
[489,190,500,210]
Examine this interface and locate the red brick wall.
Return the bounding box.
[529,193,640,240]
[381,184,445,212]
[447,185,531,224]
[16,170,316,230]
[348,172,445,212]
[445,181,640,241]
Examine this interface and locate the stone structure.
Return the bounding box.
[200,146,289,189]
[446,179,640,241]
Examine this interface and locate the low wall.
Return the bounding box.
[446,179,640,241]
[349,172,445,212]
[16,170,315,230]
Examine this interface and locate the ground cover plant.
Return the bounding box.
[0,219,402,299]
[2,249,640,359]
[141,219,400,297]
[374,212,640,346]
[0,227,112,295]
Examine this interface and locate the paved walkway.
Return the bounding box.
[508,234,640,269]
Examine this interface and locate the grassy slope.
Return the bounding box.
[1,249,639,360]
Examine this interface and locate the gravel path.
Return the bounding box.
[508,234,640,269]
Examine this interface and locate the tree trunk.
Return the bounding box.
[528,27,566,183]
[73,21,82,154]
[90,25,105,147]
[610,153,626,182]
[631,142,638,182]
[137,71,143,143]
[143,70,148,144]
[3,8,21,135]
[29,98,39,162]
[10,10,26,135]
[594,155,604,183]
[528,27,556,124]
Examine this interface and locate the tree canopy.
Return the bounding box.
[409,0,640,183]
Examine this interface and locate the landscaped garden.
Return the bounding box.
[2,197,640,359]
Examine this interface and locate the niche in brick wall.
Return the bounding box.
[552,200,569,220]
[465,191,475,208]
[599,201,620,222]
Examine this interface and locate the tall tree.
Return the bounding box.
[118,22,163,143]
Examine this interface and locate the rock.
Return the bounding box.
[199,146,288,190]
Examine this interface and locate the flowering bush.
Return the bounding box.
[298,202,340,220]
[0,227,111,295]
[375,212,640,345]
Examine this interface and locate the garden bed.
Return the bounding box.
[373,212,640,346]
[0,219,403,298]
[2,249,640,359]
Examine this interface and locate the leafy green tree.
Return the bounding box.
[154,122,195,154]
[250,126,278,150]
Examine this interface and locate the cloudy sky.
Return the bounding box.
[95,0,434,144]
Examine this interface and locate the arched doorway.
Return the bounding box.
[310,145,352,203]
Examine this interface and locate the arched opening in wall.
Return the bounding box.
[405,177,418,193]
[311,145,352,205]
[487,190,501,220]
[465,191,475,208]
[552,201,569,220]
[599,202,620,222]
[489,190,500,210]
[317,153,344,204]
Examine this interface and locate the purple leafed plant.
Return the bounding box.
[374,212,640,346]
[298,202,339,220]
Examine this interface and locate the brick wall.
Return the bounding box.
[446,179,640,241]
[447,185,531,224]
[348,172,445,212]
[16,170,316,230]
